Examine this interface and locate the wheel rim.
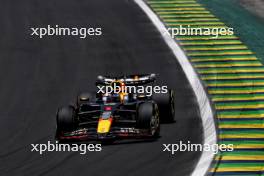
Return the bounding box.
[150,109,159,135]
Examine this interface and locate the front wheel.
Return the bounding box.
[56,105,76,132]
[137,102,160,137]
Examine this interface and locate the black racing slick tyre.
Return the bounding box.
[137,102,160,137]
[152,89,175,122]
[76,92,93,106]
[56,106,76,132]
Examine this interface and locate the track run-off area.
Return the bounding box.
[147,0,264,175]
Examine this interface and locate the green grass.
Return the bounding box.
[197,0,264,63]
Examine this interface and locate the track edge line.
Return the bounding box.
[134,0,217,175]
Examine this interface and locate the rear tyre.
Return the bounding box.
[76,92,94,106]
[56,105,76,132]
[152,90,175,122]
[137,102,160,137]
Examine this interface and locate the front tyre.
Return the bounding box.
[56,105,76,132]
[137,102,160,137]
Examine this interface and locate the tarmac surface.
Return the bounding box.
[0,0,203,176]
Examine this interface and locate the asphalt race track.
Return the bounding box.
[0,0,203,176]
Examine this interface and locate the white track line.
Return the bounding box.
[134,0,217,175]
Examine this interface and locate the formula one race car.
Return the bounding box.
[56,74,175,142]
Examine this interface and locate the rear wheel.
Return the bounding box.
[137,102,160,137]
[152,90,175,122]
[76,92,94,106]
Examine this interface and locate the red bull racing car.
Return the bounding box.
[56,74,175,142]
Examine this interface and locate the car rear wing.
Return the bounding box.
[96,74,157,86]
